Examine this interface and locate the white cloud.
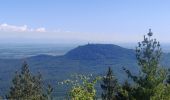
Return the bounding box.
[35,27,46,32]
[0,23,28,32]
[0,23,46,32]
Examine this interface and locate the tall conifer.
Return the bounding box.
[123,29,167,100]
[6,61,49,100]
[101,67,118,100]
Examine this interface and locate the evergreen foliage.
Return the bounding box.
[116,81,134,100]
[6,61,51,100]
[46,84,53,100]
[166,69,170,84]
[101,67,119,100]
[123,29,168,100]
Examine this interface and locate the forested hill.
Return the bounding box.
[65,44,135,60]
[0,44,170,97]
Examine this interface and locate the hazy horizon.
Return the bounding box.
[1,42,170,59]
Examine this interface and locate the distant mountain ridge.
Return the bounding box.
[0,43,170,98]
[65,44,135,60]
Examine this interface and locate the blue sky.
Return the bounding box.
[0,0,170,44]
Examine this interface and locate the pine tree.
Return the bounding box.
[6,61,49,100]
[166,69,170,84]
[123,29,167,100]
[46,84,53,100]
[116,80,135,100]
[101,67,118,100]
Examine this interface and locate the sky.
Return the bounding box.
[0,0,170,44]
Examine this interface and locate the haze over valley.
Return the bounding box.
[1,0,170,99]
